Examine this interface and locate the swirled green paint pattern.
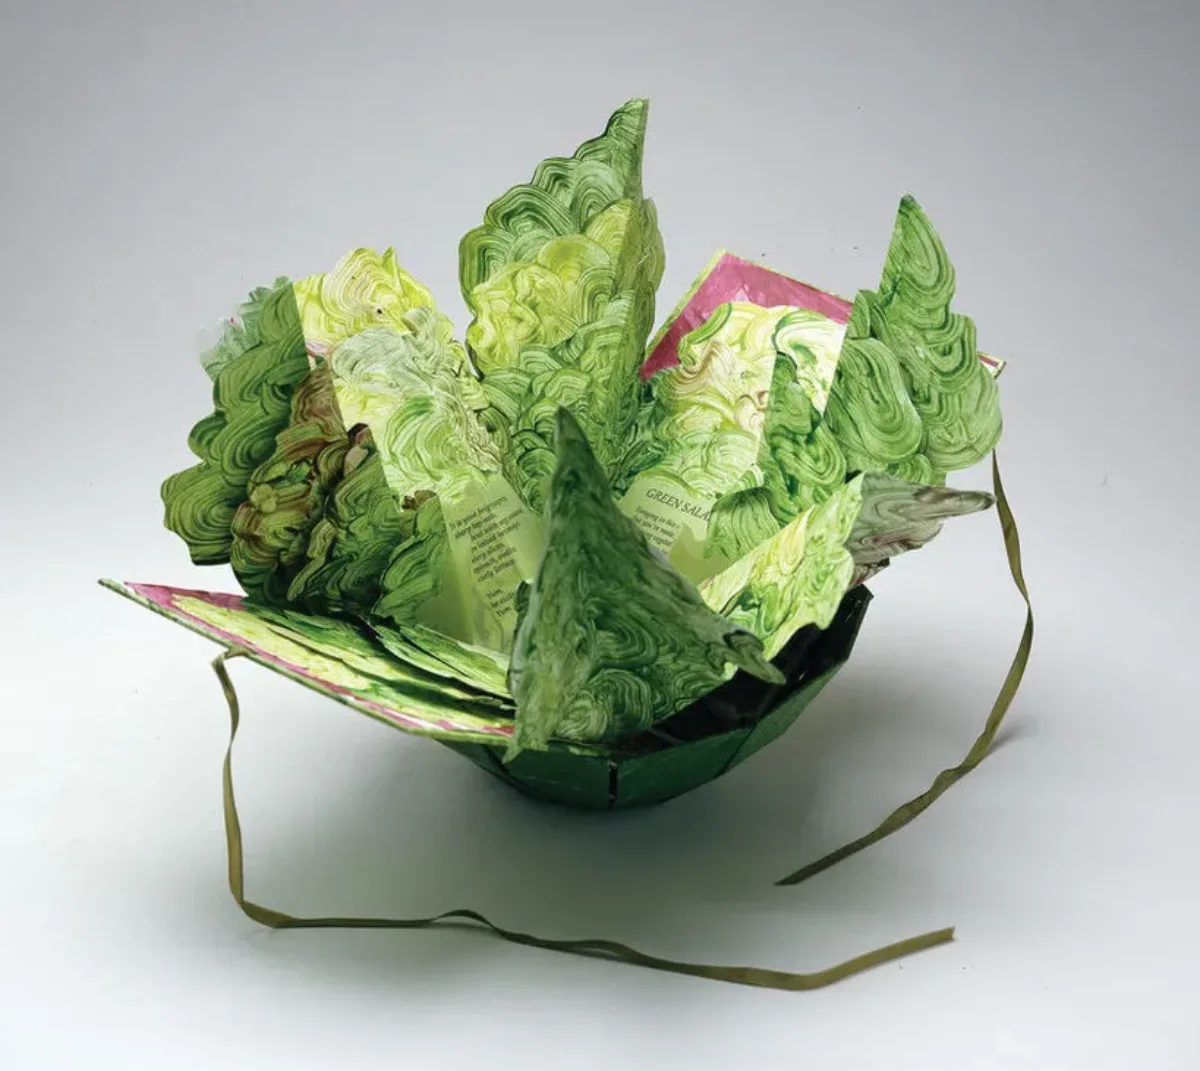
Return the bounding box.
[152,99,1007,754]
[507,409,781,758]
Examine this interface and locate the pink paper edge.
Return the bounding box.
[124,581,513,739]
[641,252,1001,378]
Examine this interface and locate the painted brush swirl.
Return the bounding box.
[199,276,291,381]
[460,99,665,511]
[479,296,656,512]
[293,248,437,359]
[847,472,994,568]
[855,195,1002,472]
[284,432,415,614]
[758,350,847,519]
[162,280,311,564]
[459,100,652,295]
[372,494,451,627]
[693,309,849,563]
[699,478,862,661]
[705,487,779,562]
[330,312,501,505]
[769,307,846,414]
[822,331,925,473]
[507,409,781,756]
[638,302,782,502]
[229,361,352,605]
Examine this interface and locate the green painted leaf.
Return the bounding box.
[846,472,995,572]
[705,486,779,562]
[229,361,352,605]
[166,591,512,731]
[162,280,311,565]
[293,247,438,360]
[706,336,850,562]
[459,99,656,297]
[459,99,665,511]
[854,195,1003,473]
[373,620,511,699]
[507,408,782,759]
[249,604,510,709]
[822,323,926,475]
[329,311,501,502]
[372,493,452,626]
[285,435,415,615]
[200,276,292,381]
[699,477,863,661]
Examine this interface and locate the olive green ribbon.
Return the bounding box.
[777,453,1034,885]
[209,450,1031,989]
[215,650,950,987]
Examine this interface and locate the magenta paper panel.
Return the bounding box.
[642,252,1002,378]
[642,254,851,378]
[105,580,518,743]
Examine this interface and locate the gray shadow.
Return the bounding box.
[144,663,1033,992]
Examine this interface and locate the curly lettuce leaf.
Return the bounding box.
[846,472,994,571]
[169,594,511,729]
[483,294,661,512]
[199,276,291,381]
[162,280,311,565]
[372,620,511,700]
[506,408,782,759]
[371,493,452,624]
[284,434,415,614]
[758,351,848,521]
[699,470,995,659]
[822,327,925,475]
[852,195,1003,474]
[323,308,542,651]
[229,361,351,605]
[699,477,863,661]
[705,486,779,563]
[293,249,536,647]
[644,303,781,489]
[459,99,665,510]
[768,307,847,416]
[616,302,786,580]
[293,247,438,360]
[705,197,1004,567]
[329,311,501,502]
[460,98,655,297]
[248,604,510,710]
[705,327,850,562]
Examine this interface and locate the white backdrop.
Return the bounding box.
[2,1,1197,1067]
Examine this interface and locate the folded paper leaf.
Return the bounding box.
[699,478,862,661]
[199,276,292,382]
[850,195,1003,475]
[229,361,353,606]
[101,581,521,745]
[702,315,850,562]
[822,326,927,478]
[284,433,414,615]
[699,472,994,659]
[507,409,783,758]
[372,620,511,699]
[293,247,438,360]
[162,280,310,565]
[847,473,995,570]
[619,302,783,578]
[462,98,666,513]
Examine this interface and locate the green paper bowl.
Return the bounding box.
[443,586,872,810]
